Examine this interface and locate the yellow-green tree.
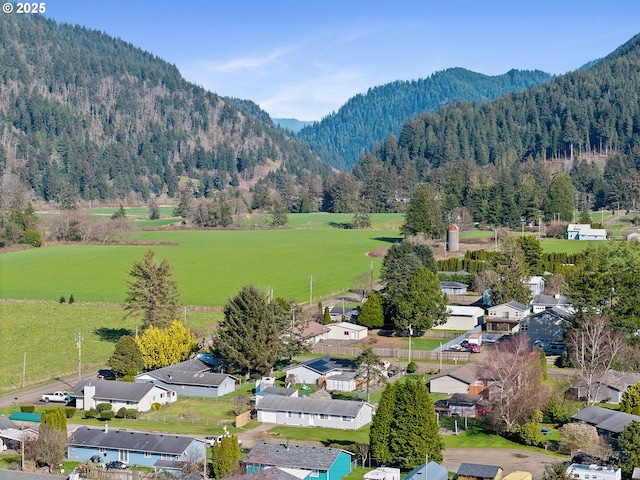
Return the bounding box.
[136,320,196,370]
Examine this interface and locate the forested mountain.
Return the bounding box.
[272,118,314,133]
[343,33,640,225]
[298,68,553,170]
[0,14,330,204]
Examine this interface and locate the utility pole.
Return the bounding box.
[21,352,26,388]
[308,275,313,306]
[75,332,84,383]
[408,324,413,365]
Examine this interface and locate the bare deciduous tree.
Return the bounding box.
[34,426,67,473]
[568,315,624,405]
[481,336,550,432]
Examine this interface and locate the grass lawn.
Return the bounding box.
[0,222,401,306]
[539,238,599,254]
[266,424,370,446]
[0,301,222,392]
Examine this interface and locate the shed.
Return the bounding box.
[457,463,503,480]
[325,322,368,341]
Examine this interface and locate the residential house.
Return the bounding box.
[284,356,356,386]
[531,293,573,314]
[297,320,330,344]
[457,463,503,480]
[403,462,448,480]
[135,358,237,398]
[0,416,38,451]
[484,301,530,334]
[526,276,546,296]
[71,379,176,412]
[67,426,204,473]
[429,364,485,395]
[572,405,640,444]
[565,464,620,480]
[255,377,299,406]
[243,442,352,480]
[446,393,491,419]
[329,306,360,323]
[325,322,368,341]
[433,306,484,331]
[364,467,401,480]
[440,282,468,295]
[576,370,640,404]
[566,224,607,240]
[519,308,571,354]
[256,396,372,430]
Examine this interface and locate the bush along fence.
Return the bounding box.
[311,344,470,362]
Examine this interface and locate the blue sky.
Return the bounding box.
[40,0,640,121]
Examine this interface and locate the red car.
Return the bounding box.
[469,344,481,353]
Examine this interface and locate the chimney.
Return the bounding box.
[84,384,96,410]
[104,422,108,433]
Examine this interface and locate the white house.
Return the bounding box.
[526,276,546,296]
[325,322,368,341]
[256,396,372,430]
[566,224,607,240]
[531,293,573,313]
[434,305,484,331]
[440,282,468,295]
[71,379,176,412]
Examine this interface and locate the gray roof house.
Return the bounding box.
[577,370,640,404]
[403,462,448,480]
[256,396,372,430]
[68,426,204,473]
[429,365,484,395]
[135,358,237,398]
[71,379,176,412]
[572,405,640,443]
[284,356,356,385]
[531,293,573,314]
[457,463,503,480]
[0,417,38,451]
[485,301,530,333]
[519,308,571,353]
[440,281,468,295]
[243,442,353,480]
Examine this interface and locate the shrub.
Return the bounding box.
[116,407,127,419]
[20,405,35,413]
[84,408,98,419]
[98,410,114,421]
[96,403,112,413]
[69,294,75,304]
[64,407,76,419]
[406,361,418,373]
[151,402,162,411]
[519,422,545,446]
[24,229,42,247]
[126,409,138,419]
[59,296,66,304]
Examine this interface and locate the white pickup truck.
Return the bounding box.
[41,391,71,403]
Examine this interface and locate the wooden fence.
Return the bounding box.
[76,465,156,480]
[311,344,470,362]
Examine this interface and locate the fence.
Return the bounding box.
[76,465,156,480]
[138,414,231,428]
[311,344,470,362]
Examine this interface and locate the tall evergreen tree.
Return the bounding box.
[369,382,396,465]
[123,250,180,331]
[357,292,384,329]
[213,285,279,377]
[107,335,144,377]
[401,184,443,238]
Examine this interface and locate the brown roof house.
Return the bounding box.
[429,365,485,395]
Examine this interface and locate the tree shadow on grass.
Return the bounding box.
[94,327,133,342]
[328,222,352,229]
[371,236,402,244]
[322,438,356,448]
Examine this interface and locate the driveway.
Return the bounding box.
[442,448,566,477]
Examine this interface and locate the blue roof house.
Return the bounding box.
[243,442,352,480]
[67,426,204,473]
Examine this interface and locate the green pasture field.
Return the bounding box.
[539,238,599,254]
[0,225,402,306]
[0,301,222,392]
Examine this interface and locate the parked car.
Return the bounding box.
[448,344,463,352]
[460,340,470,348]
[469,344,481,353]
[40,391,71,403]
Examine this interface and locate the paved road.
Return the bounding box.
[0,370,99,408]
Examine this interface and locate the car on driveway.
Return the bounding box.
[470,344,481,353]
